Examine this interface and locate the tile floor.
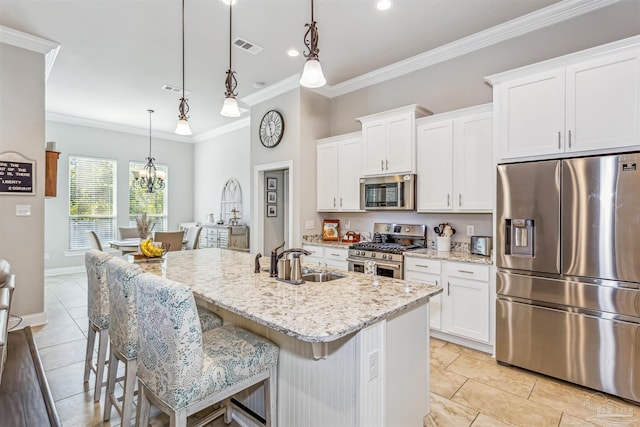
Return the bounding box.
[33,272,639,427]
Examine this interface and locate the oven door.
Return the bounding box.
[348,258,403,279]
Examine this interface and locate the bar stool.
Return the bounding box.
[103,258,224,425]
[134,272,279,427]
[84,250,113,402]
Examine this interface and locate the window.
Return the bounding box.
[128,161,168,233]
[69,155,117,250]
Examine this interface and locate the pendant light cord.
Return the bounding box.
[182,0,186,99]
[229,1,232,69]
[311,0,314,23]
[148,109,153,158]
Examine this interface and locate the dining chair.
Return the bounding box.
[153,231,184,252]
[103,257,224,425]
[184,225,203,250]
[118,226,139,240]
[84,249,112,402]
[87,230,103,251]
[134,272,279,427]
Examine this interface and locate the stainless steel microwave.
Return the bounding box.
[360,174,416,210]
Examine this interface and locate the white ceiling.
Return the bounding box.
[0,0,638,138]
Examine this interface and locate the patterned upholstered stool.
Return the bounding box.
[104,258,223,426]
[84,249,113,402]
[134,272,279,427]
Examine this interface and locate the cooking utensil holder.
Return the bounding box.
[436,236,451,252]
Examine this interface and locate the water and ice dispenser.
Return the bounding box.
[504,219,534,257]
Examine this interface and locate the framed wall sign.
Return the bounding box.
[267,205,277,217]
[322,219,340,241]
[267,191,277,204]
[0,151,35,195]
[267,177,277,190]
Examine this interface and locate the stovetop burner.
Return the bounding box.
[350,242,423,254]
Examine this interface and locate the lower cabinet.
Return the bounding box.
[302,244,349,271]
[200,225,229,249]
[405,258,491,346]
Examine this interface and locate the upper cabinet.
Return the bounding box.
[358,105,430,176]
[488,36,640,161]
[416,104,493,212]
[316,132,363,212]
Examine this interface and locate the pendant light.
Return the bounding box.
[134,110,166,193]
[299,0,326,88]
[220,0,240,117]
[175,0,192,135]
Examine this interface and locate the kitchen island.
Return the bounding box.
[136,248,442,427]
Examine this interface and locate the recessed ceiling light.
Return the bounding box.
[376,0,392,11]
[287,49,300,57]
[253,82,266,89]
[221,0,237,5]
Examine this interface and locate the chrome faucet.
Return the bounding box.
[269,242,286,277]
[254,253,262,273]
[273,248,312,280]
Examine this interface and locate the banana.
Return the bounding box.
[140,238,163,257]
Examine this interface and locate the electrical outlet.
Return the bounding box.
[368,350,379,381]
[305,220,315,230]
[466,225,475,236]
[44,253,50,260]
[346,221,351,230]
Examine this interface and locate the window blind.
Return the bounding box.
[68,155,117,250]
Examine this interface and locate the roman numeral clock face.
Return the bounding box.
[259,110,284,148]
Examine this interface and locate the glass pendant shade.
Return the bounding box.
[221,96,241,117]
[175,118,192,135]
[300,58,326,88]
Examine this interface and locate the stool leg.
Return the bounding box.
[84,322,96,383]
[265,366,278,427]
[103,348,118,421]
[135,380,150,427]
[121,358,137,426]
[93,328,109,402]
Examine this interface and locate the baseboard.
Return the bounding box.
[8,312,47,331]
[430,330,494,355]
[44,266,85,277]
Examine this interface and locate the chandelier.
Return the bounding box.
[135,109,165,193]
[299,0,326,88]
[175,0,192,135]
[220,0,240,117]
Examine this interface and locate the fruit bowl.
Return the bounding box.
[134,239,170,262]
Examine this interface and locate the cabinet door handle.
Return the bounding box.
[330,253,340,257]
[415,264,430,268]
[340,197,343,207]
[447,194,451,207]
[381,160,384,171]
[458,269,474,274]
[435,280,438,286]
[558,131,561,149]
[447,282,451,296]
[385,159,389,170]
[568,130,572,148]
[333,197,336,208]
[459,194,462,207]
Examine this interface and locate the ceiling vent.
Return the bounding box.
[233,37,263,55]
[162,84,191,97]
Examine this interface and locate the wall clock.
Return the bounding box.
[259,110,284,148]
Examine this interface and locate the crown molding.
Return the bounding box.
[326,0,621,97]
[192,116,251,142]
[46,112,192,143]
[0,25,60,81]
[241,74,301,106]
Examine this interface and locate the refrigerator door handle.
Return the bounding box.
[558,131,561,149]
[568,130,572,148]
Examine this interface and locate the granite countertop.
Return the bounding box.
[302,240,353,249]
[136,248,441,343]
[404,248,493,265]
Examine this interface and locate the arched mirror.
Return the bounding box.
[220,178,242,225]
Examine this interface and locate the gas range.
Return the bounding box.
[347,223,427,279]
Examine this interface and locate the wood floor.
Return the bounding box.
[0,327,60,427]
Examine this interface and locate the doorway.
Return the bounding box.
[252,161,293,255]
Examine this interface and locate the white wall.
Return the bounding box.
[0,43,46,318]
[44,120,194,270]
[193,124,251,225]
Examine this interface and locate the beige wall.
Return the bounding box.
[0,43,46,318]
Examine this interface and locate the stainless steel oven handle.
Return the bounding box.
[347,259,401,269]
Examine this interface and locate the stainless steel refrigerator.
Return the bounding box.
[496,152,640,403]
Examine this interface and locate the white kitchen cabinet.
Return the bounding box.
[302,244,349,271]
[490,38,640,160]
[316,133,363,212]
[404,258,442,330]
[416,104,493,212]
[358,104,430,176]
[200,225,229,249]
[442,262,490,343]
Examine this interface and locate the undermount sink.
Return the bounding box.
[300,270,347,283]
